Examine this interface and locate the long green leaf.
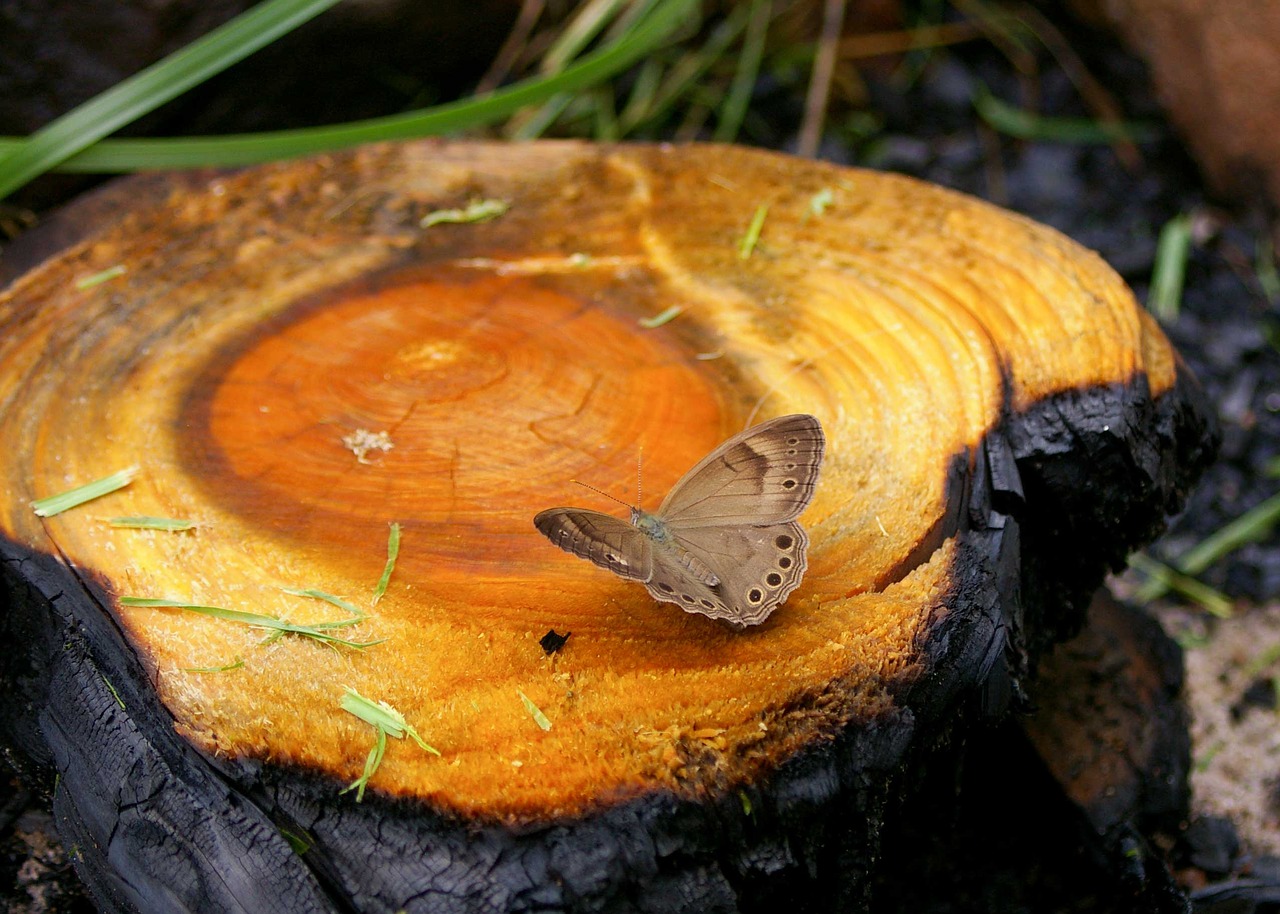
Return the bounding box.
[0,0,696,187]
[0,0,344,200]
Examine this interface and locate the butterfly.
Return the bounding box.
[534,414,824,627]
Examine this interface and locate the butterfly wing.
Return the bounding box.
[645,521,809,626]
[656,414,824,528]
[534,508,653,581]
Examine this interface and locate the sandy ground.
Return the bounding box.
[1152,597,1280,861]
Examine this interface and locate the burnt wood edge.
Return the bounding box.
[907,366,1218,725]
[0,543,336,914]
[0,369,1216,913]
[1006,367,1219,664]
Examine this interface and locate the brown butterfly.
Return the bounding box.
[534,414,824,626]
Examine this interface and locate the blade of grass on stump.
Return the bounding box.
[0,0,343,201]
[0,0,697,184]
[119,597,383,647]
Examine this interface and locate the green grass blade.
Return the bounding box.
[340,689,439,755]
[620,4,747,134]
[342,726,388,802]
[618,58,664,130]
[1148,214,1192,323]
[74,265,127,289]
[0,0,344,200]
[372,523,401,605]
[639,305,683,328]
[120,596,383,647]
[281,587,365,617]
[1257,234,1280,304]
[1128,553,1234,618]
[1243,642,1280,679]
[279,827,312,855]
[738,203,769,259]
[542,0,632,74]
[518,689,553,730]
[0,0,697,182]
[420,198,509,228]
[713,0,770,143]
[182,657,246,673]
[107,516,195,531]
[341,688,411,735]
[102,675,126,710]
[1175,491,1280,575]
[806,188,834,220]
[32,467,138,517]
[1135,491,1280,607]
[972,82,1160,144]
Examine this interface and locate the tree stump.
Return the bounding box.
[0,141,1216,913]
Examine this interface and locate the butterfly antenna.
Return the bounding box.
[571,479,634,509]
[636,444,644,507]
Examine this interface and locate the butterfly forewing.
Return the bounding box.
[656,414,824,527]
[533,508,653,581]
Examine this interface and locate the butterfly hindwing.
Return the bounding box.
[533,508,653,581]
[656,414,824,528]
[645,520,809,626]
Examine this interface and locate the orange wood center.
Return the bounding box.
[185,267,727,624]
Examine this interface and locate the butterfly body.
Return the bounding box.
[535,414,824,627]
[630,508,721,586]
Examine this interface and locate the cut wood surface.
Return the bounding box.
[0,141,1215,912]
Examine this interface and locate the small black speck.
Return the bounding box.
[700,599,715,608]
[748,588,763,602]
[782,479,796,489]
[766,572,782,586]
[1231,677,1278,721]
[540,629,571,655]
[778,556,792,568]
[787,437,799,445]
[775,534,793,549]
[658,582,675,593]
